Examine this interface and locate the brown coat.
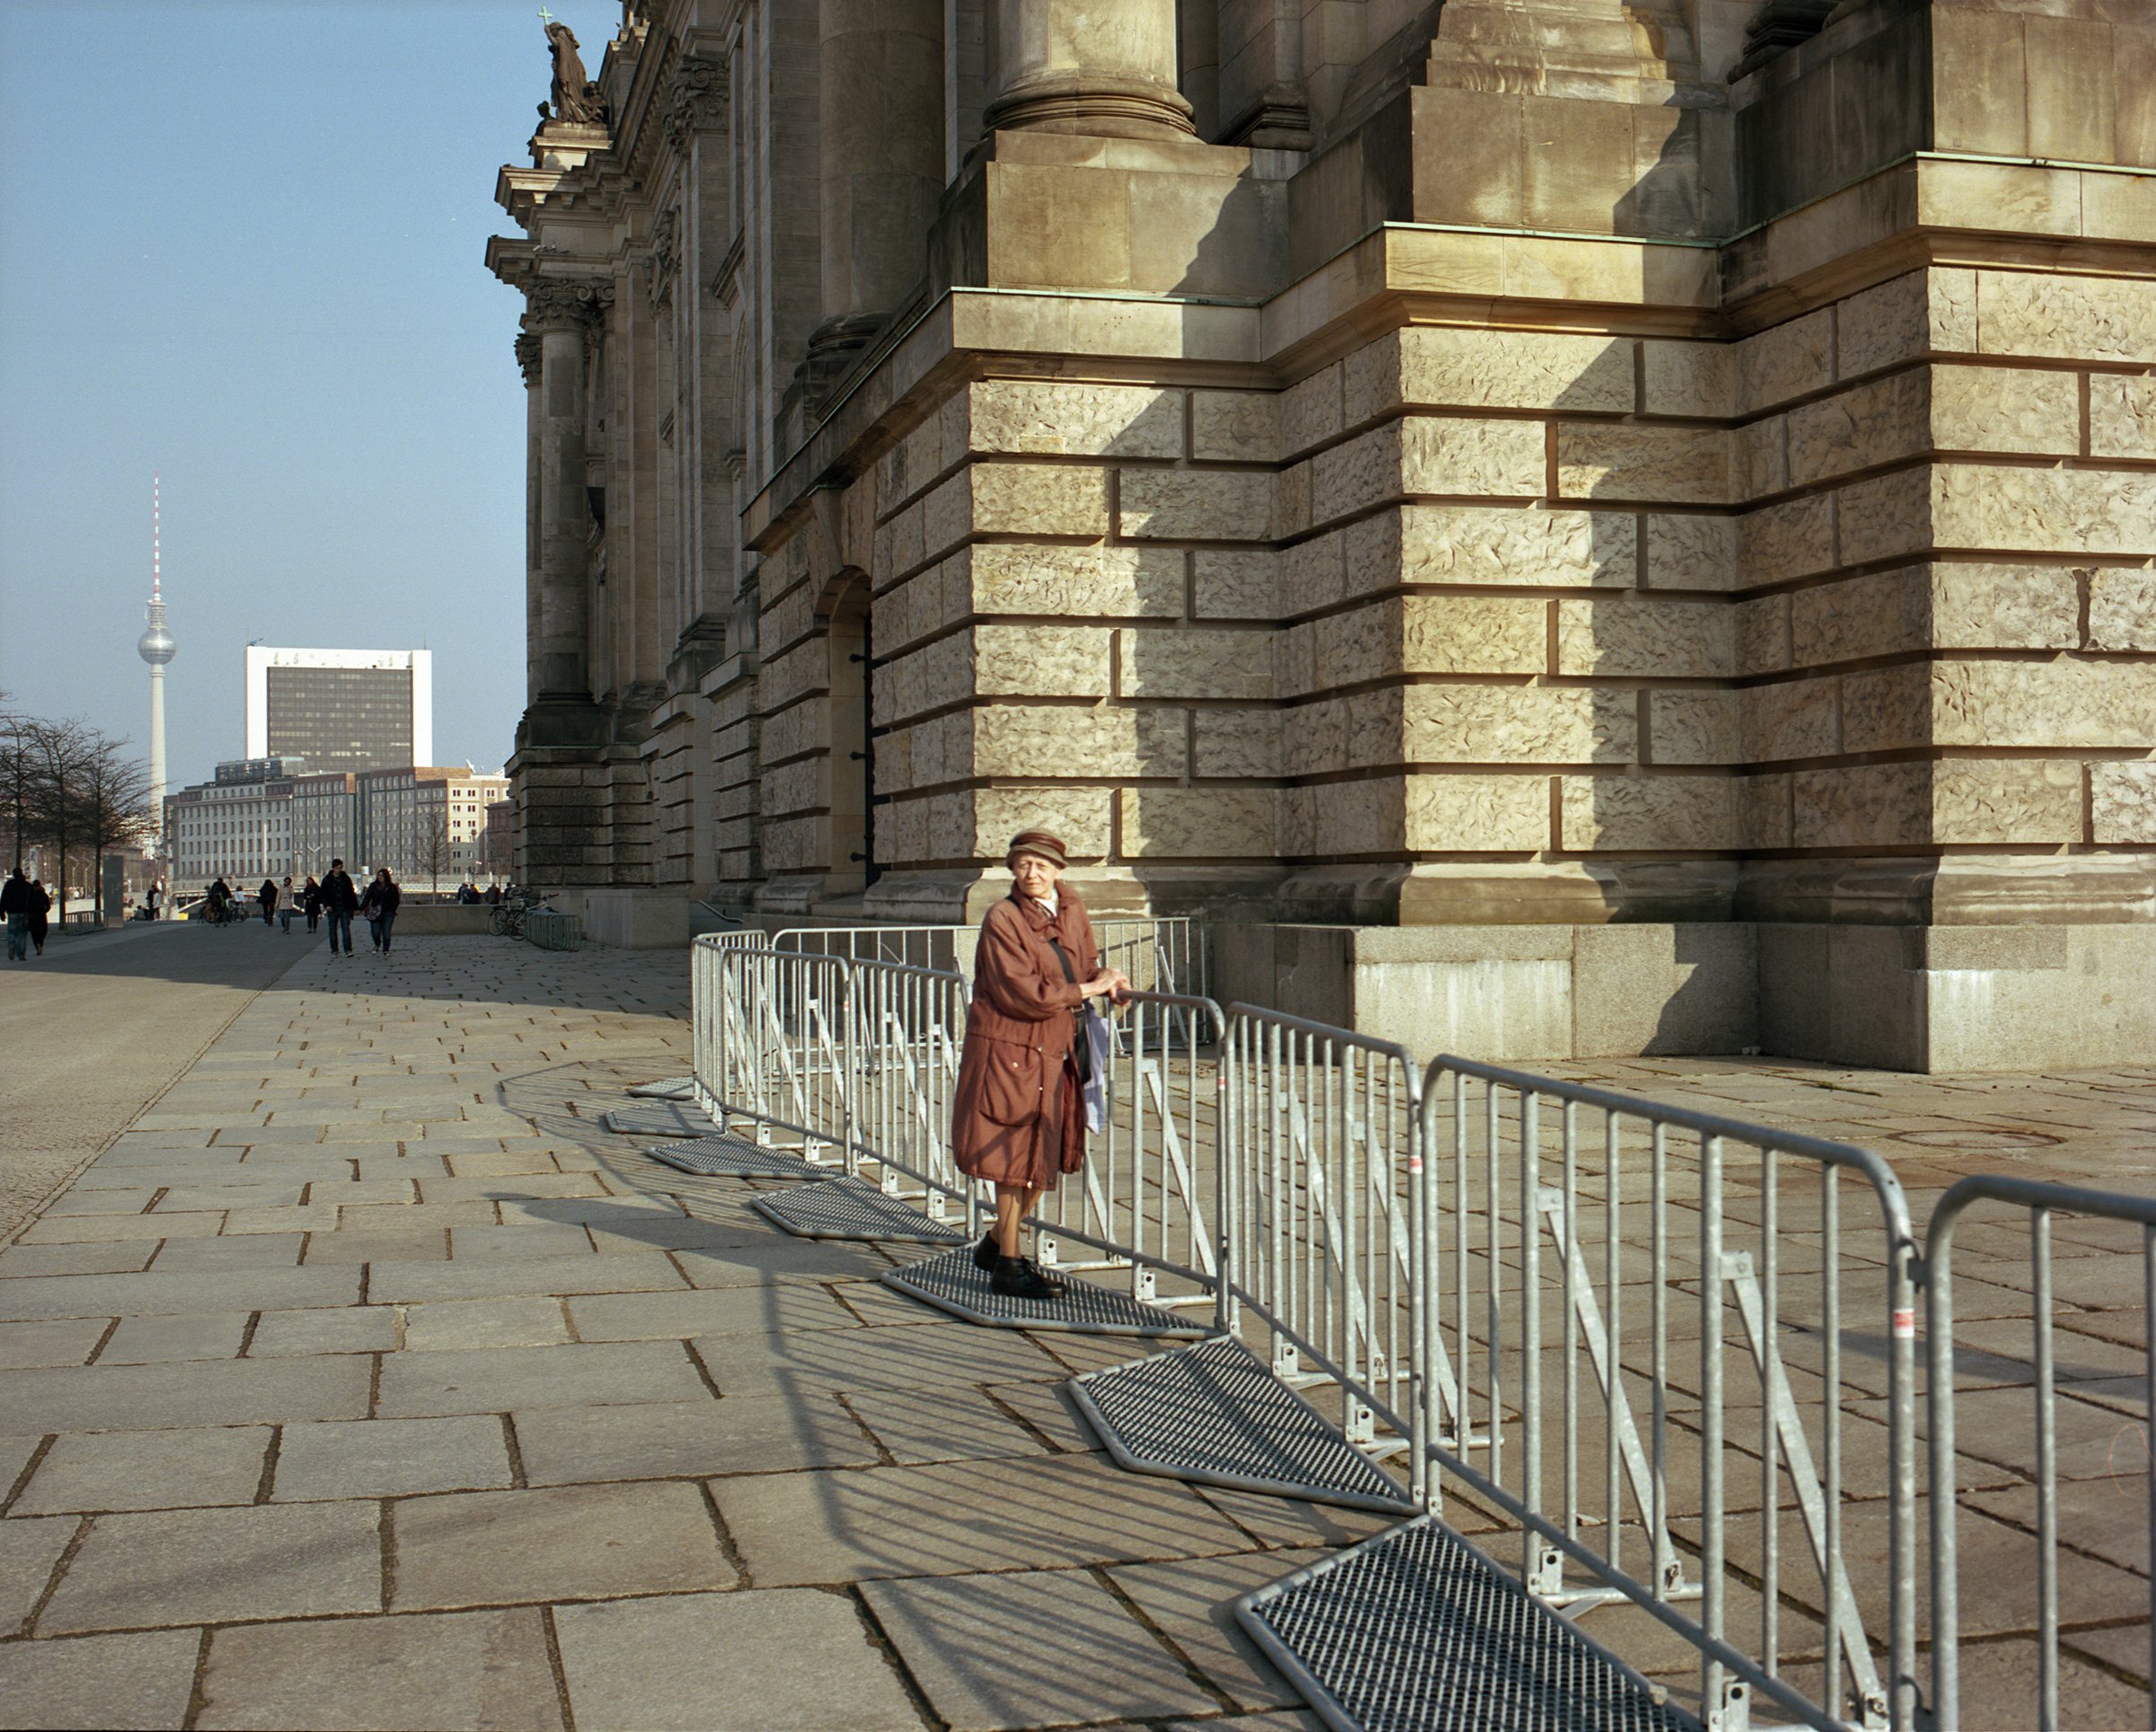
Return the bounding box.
[950,887,1100,1191]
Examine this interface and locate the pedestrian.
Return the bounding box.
[278,875,297,934]
[28,879,49,954]
[303,875,322,932]
[320,859,358,959]
[146,880,161,921]
[2,867,31,961]
[363,867,402,955]
[209,876,233,925]
[485,882,501,906]
[948,830,1129,1299]
[260,877,278,928]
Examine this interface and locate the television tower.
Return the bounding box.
[136,476,176,818]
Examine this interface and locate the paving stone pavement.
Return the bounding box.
[0,929,2150,1729]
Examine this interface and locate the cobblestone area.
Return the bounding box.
[0,932,2149,1728]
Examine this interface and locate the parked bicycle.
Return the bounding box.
[490,894,527,939]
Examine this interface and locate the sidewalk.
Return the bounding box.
[2,933,2150,1729]
[0,936,1350,1732]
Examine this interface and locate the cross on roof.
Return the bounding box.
[538,5,555,25]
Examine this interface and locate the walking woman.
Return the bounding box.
[259,877,278,928]
[364,867,402,955]
[303,875,322,932]
[949,830,1129,1299]
[278,875,297,934]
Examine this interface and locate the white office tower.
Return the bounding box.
[136,474,177,813]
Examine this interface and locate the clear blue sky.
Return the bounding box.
[0,0,617,786]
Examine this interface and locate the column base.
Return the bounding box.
[982,70,1196,139]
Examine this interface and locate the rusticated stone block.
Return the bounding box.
[1737,309,1832,414]
[1282,696,1348,776]
[1977,271,2156,365]
[1276,460,1312,539]
[1404,773,1550,851]
[912,712,950,786]
[963,543,1183,617]
[1280,365,1343,457]
[926,464,1109,555]
[1274,621,1316,700]
[1739,773,1793,849]
[1194,709,1281,779]
[1934,759,2082,844]
[1556,596,1732,679]
[1932,365,2081,456]
[1118,627,1273,700]
[1935,464,2156,556]
[1933,267,1978,352]
[1560,776,1736,851]
[761,757,825,818]
[1405,685,1635,764]
[1641,340,1733,418]
[926,791,971,861]
[974,624,1108,698]
[1742,679,1837,762]
[1341,340,1391,429]
[1120,470,1271,541]
[2088,567,2156,650]
[1836,471,1931,567]
[1645,514,1738,591]
[1398,327,1633,413]
[1792,570,1927,664]
[1402,596,1546,675]
[1191,391,1278,463]
[1935,564,2081,650]
[1119,787,1276,856]
[1193,551,1276,618]
[1738,494,1835,583]
[1842,664,1929,754]
[759,641,828,712]
[1401,417,1544,500]
[1383,503,1634,588]
[876,725,912,796]
[1348,688,1403,769]
[970,703,1186,778]
[1737,417,1789,499]
[968,381,1180,458]
[1285,782,1417,854]
[764,582,816,653]
[879,796,929,862]
[1794,764,1929,849]
[2092,764,2156,844]
[1648,691,1738,765]
[2090,376,2156,462]
[969,787,1113,860]
[1834,272,1926,379]
[1786,371,1927,487]
[1934,661,2156,748]
[1558,424,1729,505]
[887,500,927,579]
[1312,423,1401,522]
[1281,534,1347,614]
[1737,594,1789,675]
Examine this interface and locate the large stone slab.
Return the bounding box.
[195,1607,563,1732]
[686,1318,1065,1398]
[40,1501,382,1633]
[513,1395,880,1484]
[0,1267,361,1322]
[0,1516,76,1630]
[554,1590,922,1732]
[272,1417,513,1501]
[0,1628,201,1731]
[0,1356,372,1434]
[374,1340,709,1418]
[390,1480,737,1610]
[13,1425,272,1515]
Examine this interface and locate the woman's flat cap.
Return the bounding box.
[1007,829,1068,868]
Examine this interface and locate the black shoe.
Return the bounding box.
[973,1229,999,1273]
[991,1256,1063,1302]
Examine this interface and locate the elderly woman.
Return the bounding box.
[951,830,1130,1299]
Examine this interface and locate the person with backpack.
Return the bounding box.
[319,860,358,959]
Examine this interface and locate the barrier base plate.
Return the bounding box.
[1070,1335,1413,1515]
[753,1177,970,1245]
[642,1136,833,1180]
[883,1248,1211,1338]
[603,1101,725,1137]
[626,1076,695,1100]
[1235,1516,1700,1732]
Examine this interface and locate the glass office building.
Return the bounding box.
[243,649,433,775]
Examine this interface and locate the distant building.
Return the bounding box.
[165,758,307,887]
[244,648,433,776]
[350,766,508,887]
[292,772,358,879]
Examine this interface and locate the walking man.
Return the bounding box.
[320,859,358,959]
[2,867,32,961]
[260,878,279,928]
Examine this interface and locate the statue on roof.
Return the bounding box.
[544,20,605,125]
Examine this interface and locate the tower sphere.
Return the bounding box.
[138,604,176,665]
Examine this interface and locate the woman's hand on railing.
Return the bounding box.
[1083,968,1133,1005]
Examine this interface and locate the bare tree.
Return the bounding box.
[22,718,92,923]
[417,803,452,897]
[75,736,159,921]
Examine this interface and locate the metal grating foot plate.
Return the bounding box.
[641,1135,835,1180]
[753,1177,971,1245]
[1070,1336,1413,1515]
[883,1248,1211,1338]
[627,1076,695,1099]
[1236,1515,1701,1732]
[603,1101,725,1137]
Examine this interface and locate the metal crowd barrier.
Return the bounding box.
[696,941,854,1162]
[522,910,583,950]
[1925,1176,2156,1732]
[1418,1057,1922,1732]
[835,957,974,1211]
[769,915,1206,1003]
[1217,1006,1423,1453]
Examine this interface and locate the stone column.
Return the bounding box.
[983,0,1192,138]
[522,280,612,703]
[515,331,543,707]
[809,0,946,384]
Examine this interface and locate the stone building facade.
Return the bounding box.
[488,0,2156,1070]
